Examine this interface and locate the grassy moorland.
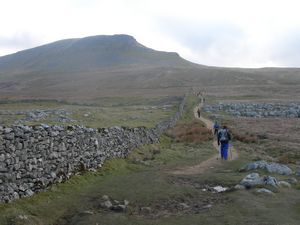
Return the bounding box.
[0,96,180,128]
[1,96,300,225]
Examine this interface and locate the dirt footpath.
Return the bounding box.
[170,105,238,175]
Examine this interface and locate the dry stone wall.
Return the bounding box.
[203,102,300,118]
[0,96,187,203]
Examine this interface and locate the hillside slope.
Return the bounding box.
[0,35,192,72]
[0,34,300,101]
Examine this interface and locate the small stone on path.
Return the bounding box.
[179,203,190,209]
[213,186,228,193]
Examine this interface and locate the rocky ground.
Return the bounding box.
[0,102,176,129]
[0,109,75,125]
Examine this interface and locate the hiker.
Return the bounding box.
[213,121,220,136]
[217,125,231,160]
[197,108,201,118]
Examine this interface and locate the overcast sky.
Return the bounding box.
[0,0,299,68]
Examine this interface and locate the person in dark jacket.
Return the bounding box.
[197,108,201,118]
[217,125,231,160]
[213,121,220,136]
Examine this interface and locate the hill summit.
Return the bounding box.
[0,34,197,100]
[0,34,189,73]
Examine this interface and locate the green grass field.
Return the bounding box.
[0,97,180,128]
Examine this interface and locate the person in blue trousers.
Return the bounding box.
[217,125,232,160]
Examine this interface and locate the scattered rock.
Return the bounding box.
[239,161,268,171]
[102,195,109,201]
[179,203,190,210]
[266,163,293,175]
[99,196,130,212]
[256,188,274,195]
[81,210,94,215]
[133,159,151,166]
[140,207,152,214]
[234,184,246,190]
[278,181,291,188]
[240,161,293,175]
[113,200,120,205]
[202,204,213,209]
[285,178,298,184]
[112,204,126,212]
[240,173,264,188]
[240,173,278,188]
[17,215,28,220]
[212,186,228,193]
[102,200,113,209]
[263,176,279,187]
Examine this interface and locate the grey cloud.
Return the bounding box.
[157,17,300,67]
[156,18,245,51]
[154,18,249,66]
[269,31,300,67]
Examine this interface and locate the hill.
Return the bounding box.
[0,35,191,73]
[0,34,300,101]
[0,34,196,101]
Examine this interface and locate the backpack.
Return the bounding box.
[213,123,219,129]
[219,129,229,142]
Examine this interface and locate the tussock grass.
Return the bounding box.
[230,128,259,143]
[166,120,212,143]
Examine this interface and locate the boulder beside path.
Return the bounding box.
[239,161,293,175]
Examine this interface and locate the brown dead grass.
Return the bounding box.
[277,154,297,164]
[166,120,212,143]
[230,128,259,143]
[229,117,300,164]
